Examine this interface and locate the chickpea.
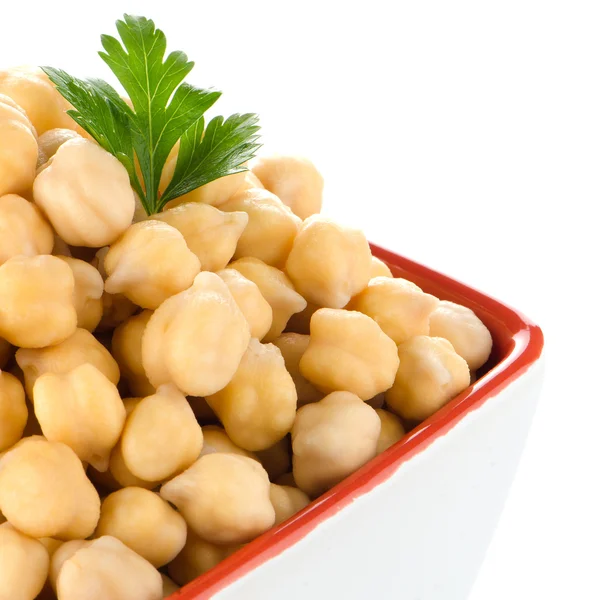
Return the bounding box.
[108,441,160,491]
[286,215,372,308]
[120,384,203,482]
[250,154,323,220]
[33,138,136,247]
[217,268,273,340]
[0,255,77,348]
[94,488,187,568]
[32,363,126,471]
[370,256,393,278]
[37,128,81,164]
[375,408,406,454]
[269,484,310,526]
[347,277,439,345]
[428,300,493,372]
[0,371,28,452]
[273,333,323,406]
[153,202,248,272]
[206,339,297,451]
[0,194,54,266]
[0,94,38,197]
[200,425,257,460]
[229,257,307,342]
[0,338,12,369]
[54,536,163,600]
[161,453,275,545]
[16,328,120,399]
[220,187,301,267]
[256,438,292,481]
[385,336,471,422]
[161,574,180,598]
[104,220,200,310]
[0,522,50,600]
[167,528,240,586]
[284,301,320,335]
[300,308,399,400]
[142,272,250,397]
[0,437,100,539]
[0,66,74,134]
[49,540,90,592]
[292,391,381,497]
[112,311,155,397]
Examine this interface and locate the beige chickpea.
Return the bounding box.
[0,437,100,539]
[37,128,81,164]
[0,522,49,600]
[300,308,399,400]
[206,339,297,451]
[0,66,75,134]
[375,408,406,454]
[0,255,77,348]
[428,300,493,372]
[108,441,160,491]
[0,194,54,266]
[370,256,393,278]
[229,257,307,342]
[0,94,38,197]
[347,277,439,345]
[200,425,257,460]
[385,336,471,422]
[0,338,12,369]
[153,202,248,272]
[220,187,301,267]
[292,391,381,497]
[32,363,126,471]
[269,484,310,526]
[0,371,28,452]
[161,453,275,545]
[256,438,292,481]
[286,215,372,308]
[55,536,162,600]
[167,529,240,586]
[161,574,180,598]
[16,327,120,399]
[120,384,203,482]
[217,268,273,340]
[49,540,90,592]
[112,311,155,397]
[33,138,135,247]
[273,333,323,406]
[250,154,323,220]
[94,488,187,568]
[284,301,320,335]
[142,272,250,397]
[104,220,200,310]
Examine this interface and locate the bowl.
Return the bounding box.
[166,243,545,600]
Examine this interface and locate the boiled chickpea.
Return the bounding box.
[286,215,372,308]
[206,339,297,451]
[49,540,90,592]
[0,194,54,266]
[0,437,100,539]
[292,391,381,497]
[256,438,292,481]
[370,256,393,278]
[112,311,155,397]
[161,453,275,545]
[217,268,273,340]
[199,425,257,460]
[0,522,49,600]
[269,484,310,526]
[120,384,203,482]
[108,441,160,491]
[273,333,323,406]
[153,202,248,272]
[33,138,135,247]
[142,272,250,397]
[104,221,201,309]
[0,371,28,452]
[428,300,493,371]
[250,154,323,220]
[94,488,187,568]
[16,327,120,399]
[0,255,77,348]
[220,187,301,267]
[347,277,439,344]
[300,308,399,400]
[385,336,471,421]
[229,257,307,342]
[33,363,126,471]
[375,408,406,454]
[37,128,81,164]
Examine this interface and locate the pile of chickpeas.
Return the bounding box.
[0,66,494,600]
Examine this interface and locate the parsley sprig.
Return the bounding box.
[43,14,261,215]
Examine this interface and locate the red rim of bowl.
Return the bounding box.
[169,243,545,599]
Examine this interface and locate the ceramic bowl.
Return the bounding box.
[168,243,545,600]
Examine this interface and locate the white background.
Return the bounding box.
[2,1,598,598]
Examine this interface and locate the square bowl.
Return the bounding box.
[169,243,545,600]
